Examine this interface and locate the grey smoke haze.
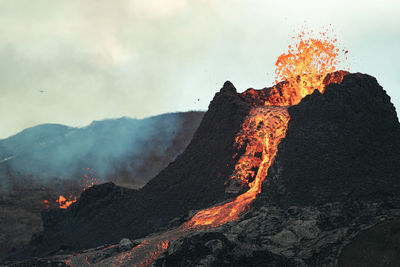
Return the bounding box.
[0,112,204,191]
[0,0,399,139]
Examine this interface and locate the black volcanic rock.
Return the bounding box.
[7,81,251,260]
[338,219,400,266]
[153,231,296,267]
[257,73,400,207]
[155,202,400,267]
[153,73,400,266]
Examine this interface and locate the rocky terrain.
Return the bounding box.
[154,202,400,266]
[4,73,400,266]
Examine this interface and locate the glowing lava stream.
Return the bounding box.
[183,106,290,229]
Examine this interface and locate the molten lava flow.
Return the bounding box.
[184,107,290,228]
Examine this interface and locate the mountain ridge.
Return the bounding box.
[0,111,205,190]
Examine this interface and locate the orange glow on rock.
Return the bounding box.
[43,200,50,209]
[44,169,98,209]
[56,195,77,209]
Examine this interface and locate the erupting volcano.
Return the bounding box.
[183,29,349,230]
[8,27,400,267]
[53,29,350,266]
[116,30,348,266]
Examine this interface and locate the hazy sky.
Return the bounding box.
[0,0,399,139]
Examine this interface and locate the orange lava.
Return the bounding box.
[184,107,290,228]
[44,168,98,209]
[268,29,348,106]
[56,195,77,209]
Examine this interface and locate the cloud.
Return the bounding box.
[127,0,188,18]
[0,0,399,138]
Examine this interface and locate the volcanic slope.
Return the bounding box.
[154,73,400,266]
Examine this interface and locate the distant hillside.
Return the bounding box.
[0,111,205,191]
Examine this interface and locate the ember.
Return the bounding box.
[56,195,77,209]
[44,169,98,209]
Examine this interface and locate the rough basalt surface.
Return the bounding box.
[154,202,400,266]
